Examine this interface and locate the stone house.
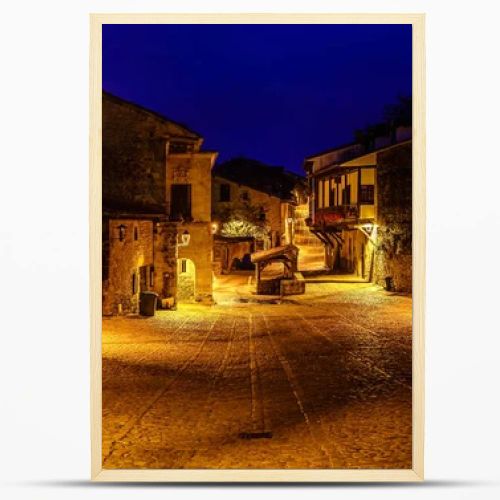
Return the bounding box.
[211,175,297,273]
[167,150,217,302]
[304,129,412,292]
[102,92,217,314]
[102,214,177,315]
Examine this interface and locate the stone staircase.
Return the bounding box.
[294,203,327,272]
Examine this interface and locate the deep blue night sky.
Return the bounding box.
[103,24,411,175]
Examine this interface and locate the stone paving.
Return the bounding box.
[102,281,412,469]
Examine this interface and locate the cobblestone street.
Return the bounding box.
[102,282,412,469]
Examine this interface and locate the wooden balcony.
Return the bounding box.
[308,205,359,227]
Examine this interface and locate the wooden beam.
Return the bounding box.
[310,229,329,247]
[357,225,378,248]
[330,231,344,246]
[323,232,338,248]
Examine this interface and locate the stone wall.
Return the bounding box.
[102,92,216,307]
[257,278,281,295]
[212,176,284,242]
[152,222,178,305]
[334,229,374,279]
[102,92,201,213]
[280,273,306,295]
[373,142,412,292]
[103,218,154,315]
[213,238,254,274]
[167,153,215,222]
[178,222,213,301]
[167,152,217,302]
[177,258,196,302]
[103,218,178,315]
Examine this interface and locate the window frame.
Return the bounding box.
[359,184,375,205]
[170,184,192,220]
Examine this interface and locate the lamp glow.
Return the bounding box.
[180,230,190,246]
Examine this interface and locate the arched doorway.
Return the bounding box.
[177,258,196,302]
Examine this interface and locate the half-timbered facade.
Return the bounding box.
[305,130,412,291]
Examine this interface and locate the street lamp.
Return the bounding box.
[358,223,378,247]
[362,223,374,234]
[178,229,191,247]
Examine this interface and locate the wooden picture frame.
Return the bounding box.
[90,13,425,482]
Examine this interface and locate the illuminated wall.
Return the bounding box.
[167,152,218,302]
[103,219,178,315]
[373,142,413,292]
[212,176,285,244]
[103,218,154,315]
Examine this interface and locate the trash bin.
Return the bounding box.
[385,276,394,292]
[139,291,158,316]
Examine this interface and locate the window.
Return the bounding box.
[169,142,193,154]
[219,183,231,202]
[181,259,187,273]
[134,227,138,241]
[117,224,126,242]
[360,185,374,204]
[132,272,137,294]
[170,184,192,220]
[240,191,249,202]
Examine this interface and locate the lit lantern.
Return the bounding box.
[362,223,374,235]
[180,229,190,247]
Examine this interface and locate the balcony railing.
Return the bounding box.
[309,205,359,226]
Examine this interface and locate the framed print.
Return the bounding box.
[90,13,425,482]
